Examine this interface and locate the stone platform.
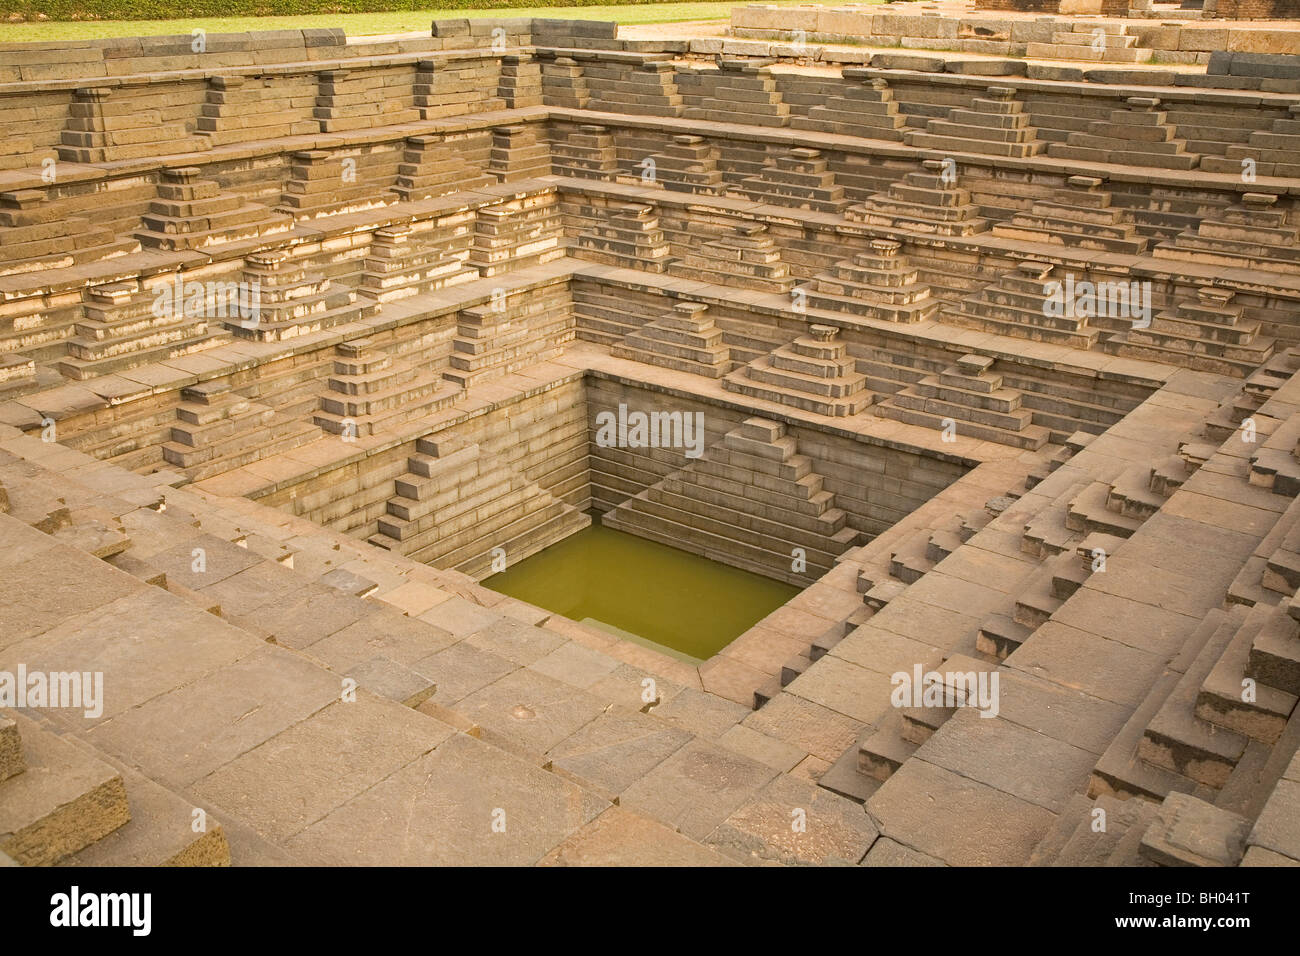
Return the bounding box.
[0,15,1298,868]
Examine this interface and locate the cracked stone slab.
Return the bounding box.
[705,773,878,866]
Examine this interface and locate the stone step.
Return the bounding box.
[1028,792,1095,866]
[1066,481,1144,538]
[0,716,21,782]
[1246,600,1300,697]
[59,761,230,866]
[1139,605,1249,789]
[858,711,918,782]
[0,713,130,866]
[1197,602,1296,745]
[1139,792,1251,867]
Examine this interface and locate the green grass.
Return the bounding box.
[0,1,838,41]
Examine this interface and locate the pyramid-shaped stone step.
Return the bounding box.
[1105,463,1168,520]
[234,250,373,343]
[859,711,919,782]
[1090,609,1228,802]
[136,167,291,251]
[585,58,684,118]
[993,175,1147,254]
[722,324,872,418]
[466,191,564,276]
[729,148,849,213]
[315,340,461,437]
[443,287,573,389]
[1048,97,1200,171]
[611,302,731,378]
[645,134,724,194]
[488,124,551,183]
[791,77,906,141]
[394,132,495,201]
[1066,481,1144,538]
[941,261,1101,350]
[550,123,620,179]
[1154,192,1300,272]
[0,188,136,274]
[908,86,1046,159]
[197,74,319,146]
[276,149,394,220]
[58,280,227,381]
[845,160,990,237]
[574,204,675,272]
[359,223,480,303]
[804,239,941,324]
[667,221,795,293]
[1139,603,1250,788]
[1245,594,1300,697]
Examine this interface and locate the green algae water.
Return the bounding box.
[483,522,800,663]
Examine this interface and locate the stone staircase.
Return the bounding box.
[680,60,790,128]
[444,280,574,389]
[729,148,849,215]
[466,189,565,277]
[359,222,479,304]
[1025,22,1155,63]
[135,167,292,252]
[161,380,321,482]
[276,148,396,221]
[584,56,684,118]
[800,239,940,325]
[369,434,589,576]
[941,261,1101,351]
[611,302,731,378]
[645,135,725,195]
[846,160,990,237]
[1105,287,1275,378]
[907,86,1046,159]
[723,324,873,418]
[603,417,859,586]
[393,132,495,201]
[0,188,136,278]
[992,175,1149,255]
[234,251,373,343]
[540,55,590,109]
[57,280,229,382]
[790,75,906,141]
[573,204,675,272]
[497,54,543,110]
[876,353,1052,450]
[314,66,420,133]
[1154,192,1300,273]
[550,123,620,180]
[1204,103,1300,180]
[197,74,318,147]
[0,709,231,866]
[667,221,795,294]
[57,86,211,164]
[314,339,462,439]
[488,124,551,183]
[1049,97,1201,171]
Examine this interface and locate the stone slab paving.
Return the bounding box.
[286,733,610,866]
